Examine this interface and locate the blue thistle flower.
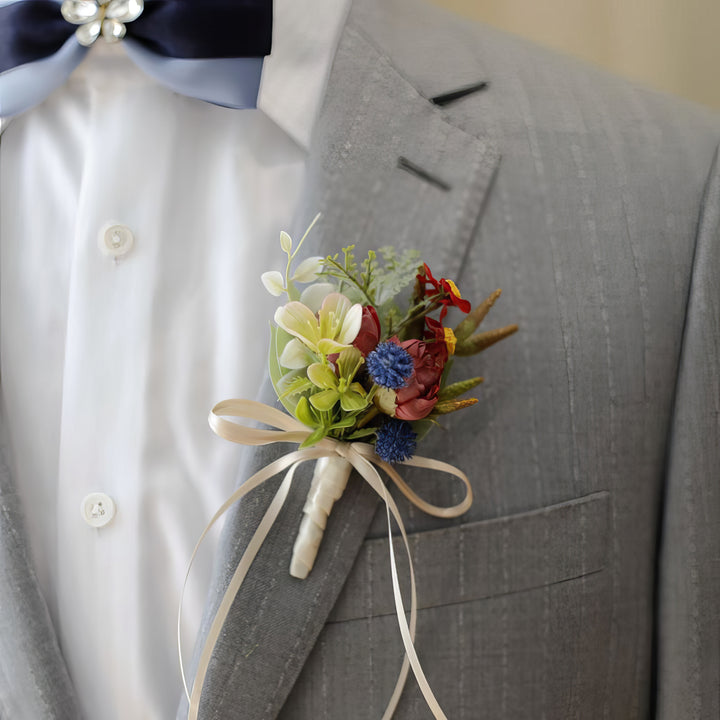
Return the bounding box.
[375,419,417,463]
[366,341,414,389]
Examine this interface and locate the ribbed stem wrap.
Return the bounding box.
[289,456,352,579]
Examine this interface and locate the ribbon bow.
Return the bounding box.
[0,0,272,118]
[178,399,472,720]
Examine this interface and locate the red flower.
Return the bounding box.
[393,337,447,420]
[353,306,381,356]
[424,316,444,342]
[416,263,471,319]
[424,316,456,355]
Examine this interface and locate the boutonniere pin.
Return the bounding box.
[180,215,517,720]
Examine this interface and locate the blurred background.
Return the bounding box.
[432,0,720,112]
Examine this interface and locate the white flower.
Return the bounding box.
[299,283,336,312]
[292,256,324,284]
[279,231,293,254]
[261,271,285,297]
[61,0,144,47]
[274,293,362,356]
[279,339,316,369]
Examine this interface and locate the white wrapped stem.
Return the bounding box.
[290,456,352,579]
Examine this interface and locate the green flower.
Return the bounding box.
[307,348,368,412]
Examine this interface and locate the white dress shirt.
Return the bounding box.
[0,1,350,717]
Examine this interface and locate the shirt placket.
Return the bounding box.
[55,53,163,713]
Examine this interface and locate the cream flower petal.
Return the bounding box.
[336,302,362,345]
[279,231,293,254]
[279,339,315,369]
[261,270,285,296]
[292,256,324,284]
[316,338,353,355]
[318,293,352,339]
[299,283,335,313]
[274,302,321,351]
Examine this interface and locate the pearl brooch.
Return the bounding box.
[60,0,144,47]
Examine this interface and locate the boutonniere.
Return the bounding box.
[180,215,517,720]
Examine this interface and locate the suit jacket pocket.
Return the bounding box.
[329,490,609,622]
[281,491,613,719]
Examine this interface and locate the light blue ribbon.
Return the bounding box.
[0,26,263,118]
[0,36,87,117]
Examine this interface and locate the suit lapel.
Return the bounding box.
[185,16,500,720]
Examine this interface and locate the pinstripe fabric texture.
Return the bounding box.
[0,413,80,719]
[656,146,720,720]
[181,0,720,717]
[0,0,718,717]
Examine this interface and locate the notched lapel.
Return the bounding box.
[294,22,500,281]
[185,18,500,720]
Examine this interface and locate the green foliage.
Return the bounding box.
[278,374,314,400]
[453,289,501,341]
[360,250,377,295]
[432,398,479,415]
[270,228,518,454]
[300,425,328,448]
[373,246,422,306]
[319,245,421,309]
[379,302,403,336]
[269,325,300,415]
[345,426,378,441]
[438,377,484,402]
[454,324,519,356]
[341,245,358,278]
[411,417,441,443]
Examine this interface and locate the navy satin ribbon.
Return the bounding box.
[0,1,71,73]
[0,0,273,117]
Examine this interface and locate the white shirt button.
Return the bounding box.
[80,492,116,528]
[99,222,134,258]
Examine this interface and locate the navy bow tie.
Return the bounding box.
[0,0,273,118]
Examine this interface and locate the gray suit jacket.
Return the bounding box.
[2,0,719,718]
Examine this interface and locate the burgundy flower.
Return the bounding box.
[393,337,447,421]
[353,305,381,356]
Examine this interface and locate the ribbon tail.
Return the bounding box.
[384,495,447,720]
[178,448,320,716]
[193,403,470,719]
[0,36,86,117]
[186,462,299,718]
[349,453,447,720]
[382,657,410,720]
[383,454,473,518]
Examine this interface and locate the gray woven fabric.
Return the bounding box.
[180,0,720,718]
[0,411,81,719]
[656,146,720,719]
[1,0,718,717]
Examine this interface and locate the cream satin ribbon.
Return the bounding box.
[179,399,472,720]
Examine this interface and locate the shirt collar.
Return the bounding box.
[257,0,352,150]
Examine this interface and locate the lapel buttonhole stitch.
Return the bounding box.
[397,156,452,192]
[430,80,490,107]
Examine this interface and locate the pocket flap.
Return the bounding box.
[329,490,609,622]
